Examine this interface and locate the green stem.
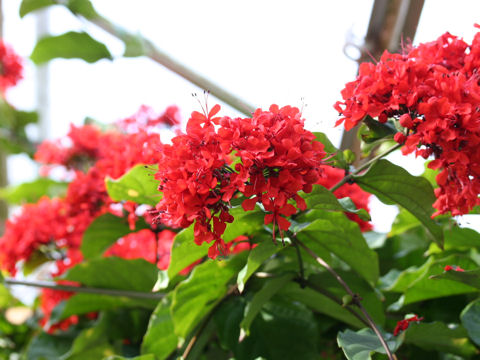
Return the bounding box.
[5,278,164,300]
[295,238,394,360]
[330,143,401,192]
[67,7,256,116]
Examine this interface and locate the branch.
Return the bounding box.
[69,8,256,116]
[295,238,394,360]
[330,143,401,192]
[4,278,164,300]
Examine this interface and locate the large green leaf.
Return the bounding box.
[105,164,161,207]
[293,210,379,286]
[167,206,264,278]
[337,328,401,360]
[241,273,295,335]
[237,240,282,293]
[0,178,67,204]
[52,293,157,322]
[61,257,158,291]
[171,255,246,339]
[81,213,148,259]
[19,0,55,17]
[25,332,75,360]
[461,299,480,347]
[387,255,478,306]
[431,268,480,290]
[141,295,177,359]
[404,322,477,357]
[354,159,443,246]
[31,31,112,64]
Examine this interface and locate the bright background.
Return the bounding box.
[3,0,480,232]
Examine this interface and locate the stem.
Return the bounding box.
[5,278,164,300]
[330,143,401,192]
[69,8,256,116]
[303,279,369,328]
[295,238,394,360]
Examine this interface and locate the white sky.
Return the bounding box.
[3,0,480,232]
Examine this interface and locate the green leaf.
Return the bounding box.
[337,328,401,360]
[404,322,477,357]
[294,210,379,286]
[61,257,158,291]
[66,0,98,19]
[461,299,480,347]
[214,297,246,352]
[241,273,295,335]
[25,332,75,360]
[141,294,177,359]
[0,178,68,205]
[31,31,112,64]
[355,159,443,246]
[389,208,421,237]
[105,355,156,360]
[313,132,347,168]
[19,0,55,17]
[171,255,246,339]
[388,255,478,306]
[81,213,148,259]
[338,197,371,221]
[167,206,264,279]
[105,164,160,207]
[443,226,480,251]
[237,240,281,293]
[236,299,320,360]
[430,268,480,290]
[358,115,396,143]
[302,184,343,211]
[52,294,157,322]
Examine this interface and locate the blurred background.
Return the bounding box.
[2,0,480,232]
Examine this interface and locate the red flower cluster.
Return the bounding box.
[393,315,424,336]
[154,104,325,257]
[0,40,22,93]
[317,165,373,231]
[335,29,480,216]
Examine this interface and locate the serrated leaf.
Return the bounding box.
[141,295,177,359]
[241,273,295,335]
[237,240,281,293]
[105,164,160,207]
[293,210,379,286]
[171,255,246,339]
[354,159,443,246]
[404,322,477,357]
[31,31,112,64]
[337,328,401,360]
[81,213,148,259]
[19,0,55,17]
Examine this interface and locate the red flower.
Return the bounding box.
[335,29,480,216]
[444,265,465,272]
[393,315,424,336]
[0,40,22,93]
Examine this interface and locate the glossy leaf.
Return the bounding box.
[105,164,160,207]
[461,299,480,347]
[294,210,379,286]
[25,332,74,360]
[141,295,177,359]
[241,273,295,335]
[171,255,246,339]
[355,159,443,246]
[31,31,112,64]
[19,0,55,17]
[430,268,480,290]
[337,328,400,360]
[404,322,477,357]
[81,213,148,259]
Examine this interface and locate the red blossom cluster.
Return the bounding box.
[0,40,22,94]
[335,29,480,216]
[393,314,424,336]
[0,107,177,330]
[153,104,326,257]
[317,165,373,231]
